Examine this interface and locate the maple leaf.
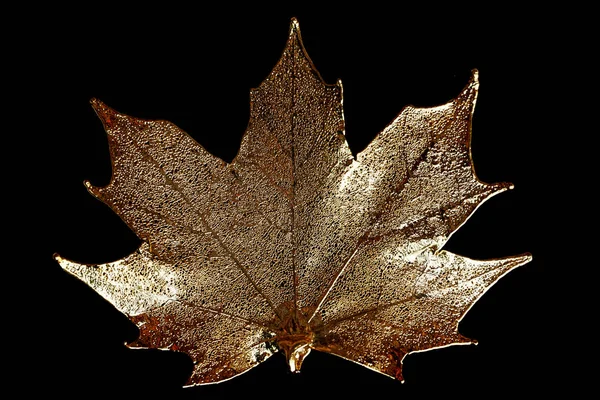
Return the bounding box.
[55,18,531,385]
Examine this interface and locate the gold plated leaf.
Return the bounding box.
[55,18,532,385]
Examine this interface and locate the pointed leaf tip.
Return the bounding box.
[89,97,104,111]
[520,252,533,263]
[453,69,480,108]
[90,98,117,127]
[468,69,480,92]
[290,17,300,32]
[287,17,303,43]
[83,179,102,198]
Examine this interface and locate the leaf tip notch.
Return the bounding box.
[84,98,119,198]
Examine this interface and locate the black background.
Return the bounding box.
[12,3,581,398]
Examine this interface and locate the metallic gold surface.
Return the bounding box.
[56,18,531,385]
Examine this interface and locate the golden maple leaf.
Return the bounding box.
[55,18,531,386]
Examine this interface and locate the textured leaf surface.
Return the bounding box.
[56,18,531,385]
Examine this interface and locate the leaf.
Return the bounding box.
[55,18,532,386]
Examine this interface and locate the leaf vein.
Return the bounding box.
[135,142,282,320]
